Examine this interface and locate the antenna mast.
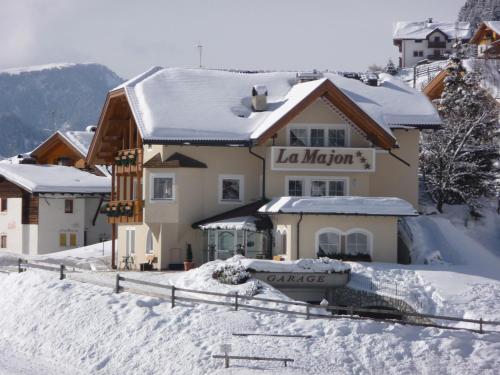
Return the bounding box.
[196,41,203,68]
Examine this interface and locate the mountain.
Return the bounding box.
[458,0,500,31]
[0,63,124,157]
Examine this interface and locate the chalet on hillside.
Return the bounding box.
[87,67,440,270]
[393,19,471,68]
[470,21,500,58]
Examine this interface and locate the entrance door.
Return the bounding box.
[217,230,235,260]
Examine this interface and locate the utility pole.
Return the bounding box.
[196,41,203,68]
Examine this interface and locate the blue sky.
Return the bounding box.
[1,0,465,78]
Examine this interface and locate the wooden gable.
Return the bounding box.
[255,79,397,149]
[471,22,500,44]
[31,132,85,166]
[87,89,142,165]
[143,152,207,168]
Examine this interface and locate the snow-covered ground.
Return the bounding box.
[0,263,499,374]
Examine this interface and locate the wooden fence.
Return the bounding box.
[13,260,500,335]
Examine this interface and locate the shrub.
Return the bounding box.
[212,263,250,285]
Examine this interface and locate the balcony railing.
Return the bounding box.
[105,200,143,224]
[114,148,143,175]
[427,41,446,48]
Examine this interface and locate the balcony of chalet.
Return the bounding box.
[105,199,143,224]
[114,148,143,175]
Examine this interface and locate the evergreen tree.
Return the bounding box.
[384,59,398,75]
[458,0,500,31]
[421,55,499,214]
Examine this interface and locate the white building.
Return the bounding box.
[0,164,111,255]
[393,19,472,68]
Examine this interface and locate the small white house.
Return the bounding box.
[393,19,472,68]
[0,163,111,255]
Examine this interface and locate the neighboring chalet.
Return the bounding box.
[393,19,471,68]
[470,21,500,58]
[0,163,110,255]
[87,67,441,270]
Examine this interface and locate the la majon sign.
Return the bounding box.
[270,147,375,172]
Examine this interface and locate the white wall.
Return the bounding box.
[84,197,111,245]
[0,198,23,254]
[401,39,454,67]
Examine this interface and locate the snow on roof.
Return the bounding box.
[59,130,95,156]
[484,21,500,35]
[0,164,110,193]
[258,196,418,216]
[199,216,259,232]
[393,21,471,40]
[116,67,441,144]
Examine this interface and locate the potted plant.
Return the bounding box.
[184,243,194,271]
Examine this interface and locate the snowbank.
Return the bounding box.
[241,256,351,273]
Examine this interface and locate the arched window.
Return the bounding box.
[316,229,341,257]
[146,229,154,254]
[346,231,370,255]
[275,228,287,255]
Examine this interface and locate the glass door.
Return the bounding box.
[216,230,235,260]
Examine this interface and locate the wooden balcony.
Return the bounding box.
[427,41,446,48]
[114,148,143,175]
[105,200,143,224]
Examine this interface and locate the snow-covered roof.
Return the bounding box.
[393,21,471,40]
[258,196,418,216]
[484,21,500,35]
[0,164,110,194]
[199,216,259,232]
[59,130,95,156]
[114,67,441,144]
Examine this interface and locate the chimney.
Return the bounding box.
[252,85,268,112]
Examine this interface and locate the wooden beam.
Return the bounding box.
[103,135,121,142]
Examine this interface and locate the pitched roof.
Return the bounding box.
[470,21,500,44]
[31,130,95,158]
[112,67,441,147]
[143,152,207,168]
[393,21,471,40]
[258,196,417,216]
[0,164,110,194]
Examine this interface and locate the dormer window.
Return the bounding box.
[288,125,347,147]
[434,36,440,42]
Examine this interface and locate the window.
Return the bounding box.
[288,179,304,196]
[151,173,175,201]
[286,177,348,197]
[59,233,67,247]
[65,199,73,214]
[146,229,154,254]
[415,39,422,43]
[346,232,369,255]
[317,230,341,256]
[413,51,424,57]
[0,198,7,212]
[126,229,135,256]
[69,233,77,247]
[288,125,348,147]
[219,175,244,203]
[289,128,307,146]
[328,129,345,147]
[0,235,6,249]
[310,129,325,147]
[434,36,440,42]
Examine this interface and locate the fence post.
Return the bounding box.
[60,264,65,280]
[115,273,120,293]
[234,292,239,311]
[306,305,310,320]
[224,352,229,368]
[479,318,483,334]
[171,285,175,308]
[18,258,23,273]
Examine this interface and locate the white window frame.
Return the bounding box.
[125,228,136,256]
[146,229,154,254]
[150,172,175,202]
[285,176,349,197]
[287,124,350,147]
[315,227,343,256]
[218,175,244,204]
[345,228,373,257]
